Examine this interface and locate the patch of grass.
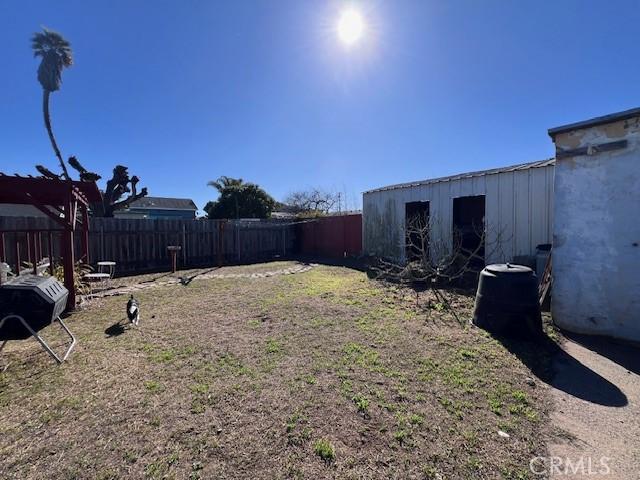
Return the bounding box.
[340,379,353,396]
[511,390,528,404]
[488,397,503,415]
[462,429,478,446]
[296,373,317,385]
[509,404,538,422]
[343,342,380,368]
[96,469,118,480]
[218,353,253,377]
[467,456,483,472]
[124,451,138,464]
[190,398,206,414]
[393,429,409,444]
[152,349,176,363]
[501,466,531,479]
[144,459,167,479]
[440,361,476,392]
[408,413,424,426]
[266,338,283,354]
[352,393,370,414]
[286,412,312,445]
[190,383,209,394]
[144,380,163,393]
[313,439,335,462]
[438,397,471,420]
[458,348,477,359]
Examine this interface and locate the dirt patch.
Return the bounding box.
[0,264,551,479]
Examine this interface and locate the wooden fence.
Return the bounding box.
[296,214,362,259]
[0,217,295,276]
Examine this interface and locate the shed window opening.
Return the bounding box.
[452,195,486,269]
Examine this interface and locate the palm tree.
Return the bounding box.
[207,176,244,193]
[31,28,73,180]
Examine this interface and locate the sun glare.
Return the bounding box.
[337,8,365,46]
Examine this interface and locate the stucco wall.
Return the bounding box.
[552,117,640,341]
[363,163,554,264]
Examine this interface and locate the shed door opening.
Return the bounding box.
[405,201,430,263]
[452,195,485,267]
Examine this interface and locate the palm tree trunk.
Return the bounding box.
[42,90,70,180]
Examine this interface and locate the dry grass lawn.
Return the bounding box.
[0,262,551,479]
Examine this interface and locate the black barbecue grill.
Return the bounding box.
[0,275,76,364]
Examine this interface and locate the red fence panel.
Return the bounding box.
[297,214,362,259]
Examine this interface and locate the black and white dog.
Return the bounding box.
[126,295,140,326]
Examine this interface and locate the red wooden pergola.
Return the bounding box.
[0,174,101,309]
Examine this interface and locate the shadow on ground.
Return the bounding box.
[104,322,127,337]
[563,331,640,376]
[178,267,220,286]
[497,333,628,407]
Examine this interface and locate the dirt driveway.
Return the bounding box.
[547,334,640,479]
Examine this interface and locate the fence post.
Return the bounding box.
[282,225,286,257]
[30,232,37,274]
[15,239,20,275]
[182,223,187,267]
[100,225,105,262]
[237,222,241,262]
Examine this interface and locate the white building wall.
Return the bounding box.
[363,162,554,264]
[551,115,640,342]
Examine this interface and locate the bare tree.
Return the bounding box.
[96,165,148,217]
[283,188,339,216]
[372,215,509,324]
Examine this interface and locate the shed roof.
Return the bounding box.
[127,196,197,211]
[363,158,555,194]
[548,107,640,138]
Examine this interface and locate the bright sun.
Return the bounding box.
[337,8,365,46]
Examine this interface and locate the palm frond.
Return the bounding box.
[31,28,73,92]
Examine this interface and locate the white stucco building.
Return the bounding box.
[548,108,640,342]
[362,159,555,266]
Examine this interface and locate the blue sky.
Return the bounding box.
[2,1,639,213]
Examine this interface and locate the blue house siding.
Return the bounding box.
[126,208,196,220]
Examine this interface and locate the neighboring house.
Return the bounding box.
[362,159,555,266]
[114,197,198,219]
[0,204,49,217]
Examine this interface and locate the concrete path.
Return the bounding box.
[547,335,640,479]
[86,263,317,299]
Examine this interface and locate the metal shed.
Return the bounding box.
[362,158,555,265]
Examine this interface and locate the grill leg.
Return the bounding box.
[0,315,76,365]
[55,316,77,362]
[0,340,8,372]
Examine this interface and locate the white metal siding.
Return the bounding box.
[362,163,554,263]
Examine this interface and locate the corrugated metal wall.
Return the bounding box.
[362,163,554,263]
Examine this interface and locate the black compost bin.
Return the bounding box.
[472,263,542,338]
[0,275,68,341]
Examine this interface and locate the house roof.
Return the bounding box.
[127,196,197,211]
[548,107,640,138]
[363,158,555,194]
[0,204,50,217]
